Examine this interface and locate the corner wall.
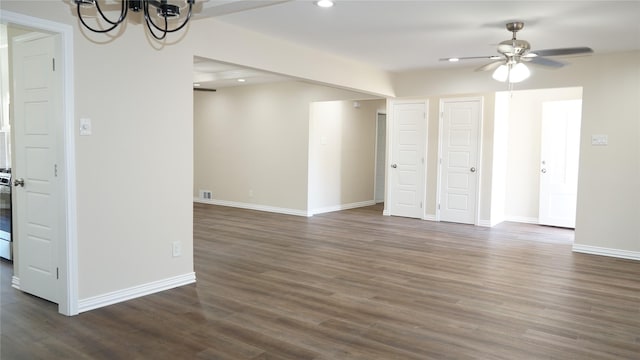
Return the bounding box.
[308,99,386,214]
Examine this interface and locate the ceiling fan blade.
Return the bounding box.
[525,56,566,68]
[529,47,594,57]
[439,55,502,61]
[475,60,504,72]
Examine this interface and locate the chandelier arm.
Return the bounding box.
[164,3,193,33]
[76,2,126,33]
[94,0,128,26]
[144,2,193,33]
[143,1,169,40]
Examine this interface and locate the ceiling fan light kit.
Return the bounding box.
[492,62,530,83]
[442,21,594,84]
[73,0,196,40]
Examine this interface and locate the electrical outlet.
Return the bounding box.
[199,190,212,200]
[172,241,181,257]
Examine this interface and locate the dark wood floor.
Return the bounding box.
[2,203,640,359]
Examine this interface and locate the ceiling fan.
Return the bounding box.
[442,21,594,83]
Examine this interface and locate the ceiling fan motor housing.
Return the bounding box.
[498,39,531,57]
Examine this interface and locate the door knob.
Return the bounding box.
[470,167,476,173]
[541,168,547,173]
[13,178,25,187]
[391,164,397,168]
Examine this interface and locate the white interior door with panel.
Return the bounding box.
[13,32,61,304]
[388,101,427,219]
[438,98,482,224]
[539,100,582,228]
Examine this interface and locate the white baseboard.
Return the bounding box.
[194,198,311,217]
[572,244,640,261]
[477,220,492,227]
[310,200,375,215]
[78,272,196,313]
[12,276,20,290]
[383,209,390,216]
[505,216,539,224]
[423,214,437,221]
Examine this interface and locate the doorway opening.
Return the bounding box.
[497,87,583,230]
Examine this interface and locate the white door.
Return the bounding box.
[388,101,426,218]
[439,98,481,224]
[13,33,61,303]
[539,100,582,228]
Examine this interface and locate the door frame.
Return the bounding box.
[373,111,386,204]
[436,96,483,225]
[1,10,78,316]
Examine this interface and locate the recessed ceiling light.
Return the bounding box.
[315,0,334,8]
[448,58,460,62]
[237,79,246,83]
[193,83,201,87]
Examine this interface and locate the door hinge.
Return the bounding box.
[56,267,59,279]
[420,202,423,209]
[52,58,56,71]
[438,203,441,210]
[54,164,58,177]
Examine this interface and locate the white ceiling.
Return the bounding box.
[193,0,640,88]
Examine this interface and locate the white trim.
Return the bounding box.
[477,220,492,227]
[12,276,20,290]
[383,209,391,216]
[1,10,78,316]
[423,214,437,221]
[572,244,640,261]
[373,111,387,204]
[505,216,539,224]
[194,198,311,217]
[78,272,196,313]
[311,200,376,215]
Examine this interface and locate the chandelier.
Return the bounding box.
[74,0,196,40]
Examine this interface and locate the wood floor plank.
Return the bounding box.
[2,203,640,359]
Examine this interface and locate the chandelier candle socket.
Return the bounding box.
[74,0,196,40]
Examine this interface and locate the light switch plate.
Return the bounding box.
[80,118,92,136]
[591,134,608,146]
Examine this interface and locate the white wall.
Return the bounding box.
[490,92,510,226]
[308,99,385,213]
[187,17,395,98]
[194,81,379,214]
